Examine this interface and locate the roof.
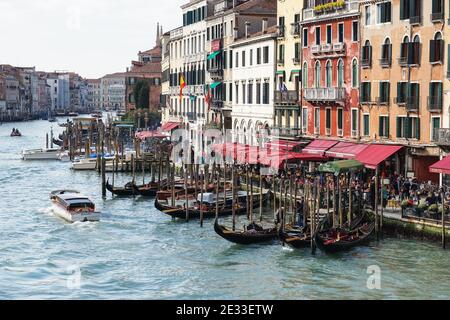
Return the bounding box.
[139,46,162,56]
[356,145,403,170]
[430,155,450,175]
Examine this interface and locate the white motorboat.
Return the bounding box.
[71,156,115,170]
[50,190,100,223]
[22,148,61,160]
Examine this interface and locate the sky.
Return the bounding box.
[0,0,185,79]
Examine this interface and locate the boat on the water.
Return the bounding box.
[314,211,375,253]
[22,148,61,160]
[106,180,137,196]
[214,219,278,245]
[91,111,103,118]
[278,227,312,249]
[10,132,22,137]
[49,190,100,223]
[68,112,79,117]
[155,190,268,220]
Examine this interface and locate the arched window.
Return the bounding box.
[314,61,321,88]
[352,59,358,88]
[381,38,392,67]
[337,59,344,88]
[400,36,409,64]
[362,40,372,67]
[302,62,308,89]
[430,32,443,64]
[411,35,421,65]
[325,61,332,88]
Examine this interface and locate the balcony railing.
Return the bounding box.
[321,44,333,53]
[304,87,346,102]
[272,127,301,138]
[211,100,224,111]
[398,57,408,67]
[303,0,360,21]
[311,45,321,54]
[290,23,301,36]
[434,128,450,146]
[410,15,422,25]
[376,97,390,105]
[361,58,372,68]
[277,25,285,38]
[427,96,443,112]
[208,68,223,80]
[431,12,444,22]
[406,97,420,111]
[379,58,392,67]
[274,90,299,104]
[333,42,346,52]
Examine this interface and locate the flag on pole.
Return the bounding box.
[180,74,186,101]
[204,85,211,110]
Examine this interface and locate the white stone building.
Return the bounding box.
[230,26,277,146]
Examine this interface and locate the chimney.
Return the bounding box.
[262,18,268,34]
[245,22,251,38]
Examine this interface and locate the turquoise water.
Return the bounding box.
[0,119,449,300]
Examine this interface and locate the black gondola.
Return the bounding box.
[214,219,278,245]
[106,180,137,196]
[52,138,64,147]
[314,211,375,253]
[278,227,311,249]
[131,182,160,197]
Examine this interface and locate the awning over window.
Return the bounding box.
[266,141,306,152]
[289,69,301,81]
[303,140,339,155]
[265,152,328,169]
[430,155,450,175]
[356,145,403,169]
[207,50,221,60]
[136,131,168,140]
[160,122,181,133]
[318,160,365,176]
[210,81,222,89]
[325,142,369,159]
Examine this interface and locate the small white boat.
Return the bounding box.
[71,156,115,170]
[50,190,100,223]
[22,148,61,160]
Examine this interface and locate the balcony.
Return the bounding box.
[379,58,392,68]
[311,45,321,54]
[186,112,196,122]
[427,96,443,112]
[410,15,422,25]
[434,128,450,146]
[333,42,346,52]
[274,90,299,104]
[304,87,346,103]
[277,25,285,38]
[361,58,372,68]
[398,57,408,67]
[376,97,390,105]
[431,12,444,22]
[290,23,301,37]
[406,97,420,111]
[303,0,359,21]
[208,68,223,80]
[321,44,333,53]
[272,127,301,138]
[211,100,224,111]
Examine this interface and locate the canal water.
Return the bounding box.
[0,119,449,300]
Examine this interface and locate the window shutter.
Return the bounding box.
[396,117,401,138]
[400,0,405,19]
[415,118,420,140]
[430,40,436,63]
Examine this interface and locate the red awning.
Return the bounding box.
[430,155,450,175]
[267,152,328,169]
[325,142,369,159]
[136,131,168,140]
[303,140,339,155]
[266,141,305,152]
[160,122,181,132]
[356,145,403,169]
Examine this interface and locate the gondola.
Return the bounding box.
[10,132,22,137]
[278,227,311,249]
[155,190,268,220]
[52,138,64,147]
[131,182,160,197]
[314,211,375,253]
[106,180,137,196]
[214,219,278,245]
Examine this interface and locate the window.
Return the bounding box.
[247,83,253,104]
[351,109,359,137]
[431,117,441,141]
[381,38,392,67]
[278,44,285,64]
[242,51,246,67]
[257,48,261,64]
[314,61,321,88]
[365,5,371,25]
[315,27,321,45]
[377,1,392,23]
[302,108,308,133]
[263,46,269,63]
[408,35,421,65]
[337,108,344,135]
[352,59,359,88]
[379,116,390,138]
[326,25,332,44]
[262,82,269,104]
[303,28,308,47]
[294,43,301,63]
[256,82,261,104]
[235,52,239,68]
[379,81,390,104]
[242,83,246,104]
[409,0,422,24]
[397,117,420,139]
[235,83,239,104]
[325,61,332,88]
[250,49,253,66]
[314,108,320,134]
[399,36,409,65]
[303,62,308,89]
[230,50,233,69]
[363,114,370,136]
[361,82,371,103]
[352,21,359,41]
[337,60,344,88]
[229,83,233,102]
[408,83,420,109]
[431,0,444,21]
[396,81,408,104]
[430,32,444,63]
[326,108,331,134]
[361,40,372,67]
[429,82,443,110]
[400,0,410,20]
[338,23,344,43]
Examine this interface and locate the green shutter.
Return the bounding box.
[386,116,390,137]
[380,117,384,137]
[430,40,436,63]
[400,0,405,19]
[397,117,402,138]
[415,118,420,140]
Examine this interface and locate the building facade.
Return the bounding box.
[101,73,126,111]
[86,79,102,111]
[230,25,277,146]
[360,0,444,182]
